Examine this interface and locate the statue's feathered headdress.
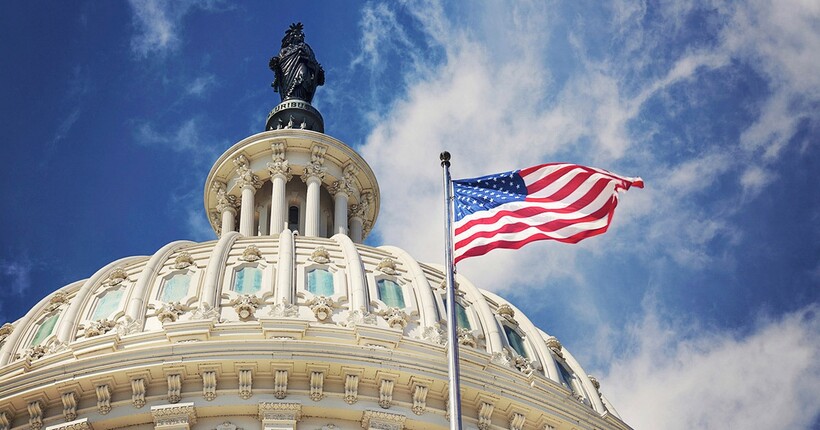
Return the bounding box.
[281,22,305,48]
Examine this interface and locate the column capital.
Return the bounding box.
[213,180,239,214]
[349,191,373,220]
[300,161,325,183]
[268,141,292,181]
[234,155,262,190]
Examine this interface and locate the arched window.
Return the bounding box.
[91,288,125,320]
[377,279,405,308]
[443,299,471,329]
[307,268,334,296]
[288,205,299,232]
[234,267,262,294]
[30,314,59,346]
[161,273,191,302]
[503,325,528,358]
[557,360,579,394]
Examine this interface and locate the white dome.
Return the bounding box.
[0,233,629,430]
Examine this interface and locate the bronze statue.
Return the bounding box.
[269,23,325,103]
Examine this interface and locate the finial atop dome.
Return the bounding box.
[266,22,325,132]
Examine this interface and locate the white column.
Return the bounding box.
[268,142,291,236]
[257,204,269,236]
[304,175,321,236]
[239,184,256,236]
[334,193,349,235]
[269,173,288,234]
[234,154,261,237]
[221,207,236,233]
[349,215,363,243]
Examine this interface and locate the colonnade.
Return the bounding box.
[211,143,370,243]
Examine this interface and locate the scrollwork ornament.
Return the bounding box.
[45,291,70,312]
[105,268,129,286]
[154,302,186,324]
[306,296,335,322]
[457,327,478,348]
[419,325,446,345]
[545,336,563,358]
[269,298,299,318]
[231,295,261,320]
[378,307,408,330]
[82,319,117,338]
[341,308,377,328]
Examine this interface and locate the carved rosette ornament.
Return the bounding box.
[240,245,262,262]
[231,295,261,320]
[545,336,564,358]
[82,319,117,338]
[306,296,335,322]
[376,257,397,275]
[309,246,331,264]
[379,307,408,330]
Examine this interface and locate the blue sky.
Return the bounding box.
[1,1,818,428]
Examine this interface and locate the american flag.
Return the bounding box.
[452,163,643,263]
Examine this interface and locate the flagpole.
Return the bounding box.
[440,151,463,430]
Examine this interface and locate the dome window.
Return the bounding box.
[503,325,529,359]
[443,299,472,329]
[161,273,191,302]
[91,288,125,321]
[307,268,334,296]
[30,314,58,346]
[376,279,405,308]
[234,267,263,294]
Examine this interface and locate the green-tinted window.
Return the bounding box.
[443,299,471,329]
[504,325,528,358]
[30,314,58,346]
[234,267,262,294]
[307,268,334,296]
[162,273,191,302]
[377,279,405,308]
[557,361,576,393]
[91,288,124,320]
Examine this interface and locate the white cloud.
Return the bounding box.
[0,260,33,296]
[602,303,820,429]
[186,74,217,97]
[135,118,203,153]
[128,0,227,58]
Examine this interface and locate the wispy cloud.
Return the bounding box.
[0,260,33,296]
[602,301,820,429]
[128,0,228,59]
[186,74,217,97]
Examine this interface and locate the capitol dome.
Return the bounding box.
[0,24,631,430]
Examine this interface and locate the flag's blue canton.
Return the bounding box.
[452,170,527,222]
